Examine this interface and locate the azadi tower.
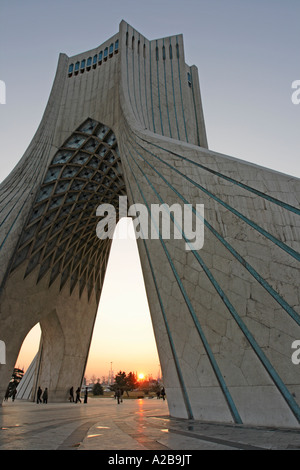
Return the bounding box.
[0,21,299,427]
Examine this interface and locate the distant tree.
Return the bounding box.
[113,371,138,396]
[92,382,104,396]
[127,372,138,391]
[110,371,152,397]
[115,371,127,390]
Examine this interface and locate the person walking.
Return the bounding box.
[37,386,42,404]
[42,388,48,404]
[84,387,88,404]
[75,387,81,403]
[69,386,74,402]
[116,388,121,404]
[161,387,166,401]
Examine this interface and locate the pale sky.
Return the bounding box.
[2,0,299,380]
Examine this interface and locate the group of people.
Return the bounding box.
[69,386,88,403]
[33,385,166,405]
[4,387,17,401]
[35,386,88,404]
[36,386,48,404]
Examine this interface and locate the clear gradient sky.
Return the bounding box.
[1,0,299,380]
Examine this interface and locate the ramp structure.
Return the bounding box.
[0,20,299,427]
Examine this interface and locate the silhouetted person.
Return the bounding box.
[69,386,74,402]
[37,386,42,404]
[156,390,161,399]
[75,387,81,403]
[116,388,121,404]
[84,387,88,404]
[42,388,48,404]
[161,387,166,401]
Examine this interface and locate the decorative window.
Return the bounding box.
[98,51,103,64]
[156,46,159,61]
[126,31,128,46]
[80,59,86,73]
[104,47,108,61]
[115,39,119,53]
[68,64,74,77]
[137,40,140,54]
[169,44,173,59]
[162,45,166,60]
[176,43,179,59]
[132,36,135,50]
[143,43,146,59]
[109,43,114,57]
[87,57,92,71]
[187,72,192,87]
[65,133,86,149]
[93,54,97,69]
[74,61,80,75]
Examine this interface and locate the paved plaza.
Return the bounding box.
[1,397,300,451]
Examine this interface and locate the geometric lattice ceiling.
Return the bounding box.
[10,119,126,302]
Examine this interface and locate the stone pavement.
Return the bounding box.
[0,397,300,452]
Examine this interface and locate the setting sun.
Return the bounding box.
[138,373,145,380]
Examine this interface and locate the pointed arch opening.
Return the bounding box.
[85,217,160,385]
